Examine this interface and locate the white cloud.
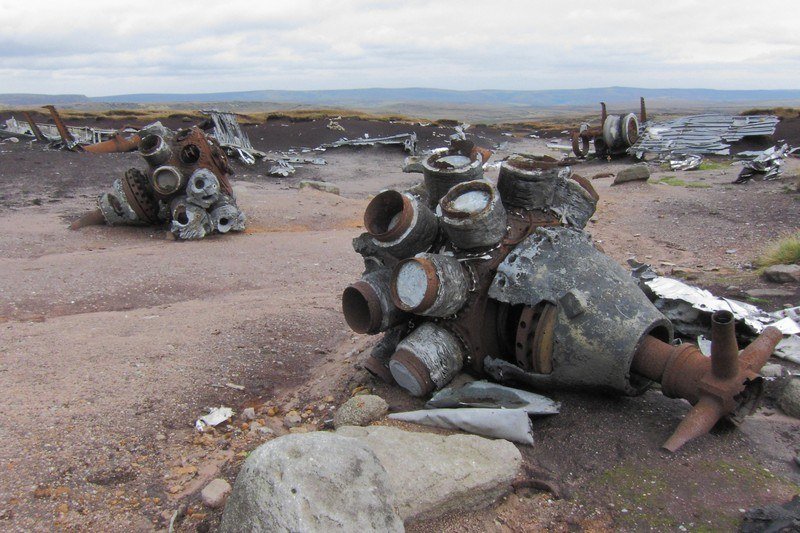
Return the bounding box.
[0,0,798,94]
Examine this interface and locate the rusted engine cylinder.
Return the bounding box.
[438,180,507,250]
[364,190,438,258]
[497,157,569,210]
[391,254,469,317]
[210,195,245,233]
[485,227,673,395]
[389,322,465,397]
[139,134,172,167]
[422,150,484,207]
[152,165,186,198]
[602,113,639,151]
[342,268,407,335]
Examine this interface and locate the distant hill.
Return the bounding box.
[0,93,90,105]
[2,87,800,109]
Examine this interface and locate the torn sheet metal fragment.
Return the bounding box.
[195,406,233,432]
[201,110,264,164]
[267,159,297,177]
[388,408,534,445]
[774,336,800,365]
[667,153,703,171]
[425,380,560,415]
[733,144,787,184]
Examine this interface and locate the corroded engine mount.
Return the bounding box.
[342,151,781,451]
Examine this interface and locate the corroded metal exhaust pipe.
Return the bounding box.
[389,323,465,397]
[139,134,172,167]
[364,190,438,258]
[186,169,220,208]
[342,268,406,334]
[631,311,782,452]
[391,254,469,317]
[438,180,507,250]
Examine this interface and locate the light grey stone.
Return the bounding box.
[612,164,650,184]
[763,264,800,284]
[336,425,521,522]
[333,395,389,429]
[220,433,403,533]
[759,363,785,378]
[745,288,795,298]
[779,377,800,419]
[299,180,340,195]
[241,407,256,421]
[201,478,231,509]
[282,411,302,429]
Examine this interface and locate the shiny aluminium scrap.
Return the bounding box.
[341,148,781,452]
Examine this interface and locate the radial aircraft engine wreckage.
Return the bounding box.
[70,127,246,240]
[341,150,782,452]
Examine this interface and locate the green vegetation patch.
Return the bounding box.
[757,232,800,267]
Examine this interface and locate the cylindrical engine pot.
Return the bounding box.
[139,134,172,168]
[342,267,407,334]
[151,165,186,198]
[389,322,465,397]
[391,253,469,317]
[485,227,673,395]
[602,113,639,152]
[497,158,569,210]
[437,180,507,250]
[186,168,220,209]
[170,195,211,240]
[364,190,438,259]
[421,149,485,207]
[98,178,148,226]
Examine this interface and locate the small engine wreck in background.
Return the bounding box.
[341,143,783,452]
[72,126,246,240]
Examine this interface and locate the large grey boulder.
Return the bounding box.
[612,164,650,185]
[779,377,800,419]
[220,433,403,533]
[333,395,389,428]
[763,264,800,284]
[337,425,521,522]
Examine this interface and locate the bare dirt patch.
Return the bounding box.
[0,116,798,531]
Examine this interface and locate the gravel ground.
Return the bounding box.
[0,115,798,531]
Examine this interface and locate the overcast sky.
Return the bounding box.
[1,0,798,96]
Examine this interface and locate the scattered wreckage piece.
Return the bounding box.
[629,114,779,157]
[571,98,645,158]
[388,408,534,445]
[630,260,798,338]
[318,132,417,154]
[71,126,246,240]
[426,381,560,415]
[196,406,234,432]
[201,110,265,165]
[667,153,703,171]
[733,144,787,183]
[265,156,327,177]
[343,147,783,451]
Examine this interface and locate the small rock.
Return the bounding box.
[746,288,795,298]
[242,407,256,421]
[612,164,650,185]
[298,180,340,195]
[763,264,800,284]
[760,364,785,378]
[333,395,389,429]
[283,411,302,429]
[201,478,231,509]
[779,377,800,419]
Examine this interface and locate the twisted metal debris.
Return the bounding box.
[71,126,246,240]
[342,144,781,451]
[629,114,779,157]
